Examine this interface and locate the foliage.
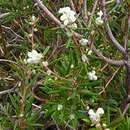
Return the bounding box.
[0,0,130,130]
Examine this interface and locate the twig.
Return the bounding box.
[0,82,19,96]
[124,10,130,50]
[99,67,121,94]
[101,0,126,55]
[1,25,24,40]
[83,0,87,15]
[69,0,76,12]
[123,103,130,116]
[33,0,61,26]
[100,63,108,72]
[92,46,124,66]
[0,12,10,19]
[0,59,18,65]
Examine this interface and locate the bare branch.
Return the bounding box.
[69,0,76,12]
[102,0,126,55]
[99,67,121,94]
[0,82,20,96]
[33,0,61,26]
[1,25,24,40]
[0,12,10,19]
[92,46,124,66]
[83,0,87,15]
[124,10,130,50]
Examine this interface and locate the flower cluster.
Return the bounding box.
[95,10,103,25]
[88,108,109,130]
[26,50,42,64]
[79,38,88,46]
[88,108,104,125]
[87,70,97,80]
[58,7,77,28]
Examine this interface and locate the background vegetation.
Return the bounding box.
[0,0,130,130]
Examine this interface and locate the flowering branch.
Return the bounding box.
[33,0,125,67]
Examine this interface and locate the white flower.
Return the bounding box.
[70,64,74,68]
[95,17,103,25]
[58,7,71,14]
[82,54,88,62]
[87,70,97,80]
[88,108,104,125]
[26,50,42,64]
[79,38,88,46]
[88,109,100,124]
[57,104,63,111]
[96,108,104,115]
[97,11,103,17]
[69,114,75,120]
[42,61,48,67]
[105,129,110,130]
[96,11,103,25]
[68,23,77,29]
[58,7,76,26]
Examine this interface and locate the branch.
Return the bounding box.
[33,0,61,26]
[124,8,130,50]
[101,0,126,55]
[69,0,76,12]
[99,67,121,94]
[0,82,19,96]
[1,25,24,40]
[0,12,10,19]
[92,46,124,66]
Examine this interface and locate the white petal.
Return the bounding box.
[97,11,103,17]
[27,58,35,64]
[88,109,95,115]
[96,108,104,115]
[79,38,88,46]
[64,19,69,25]
[60,14,67,21]
[95,17,103,25]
